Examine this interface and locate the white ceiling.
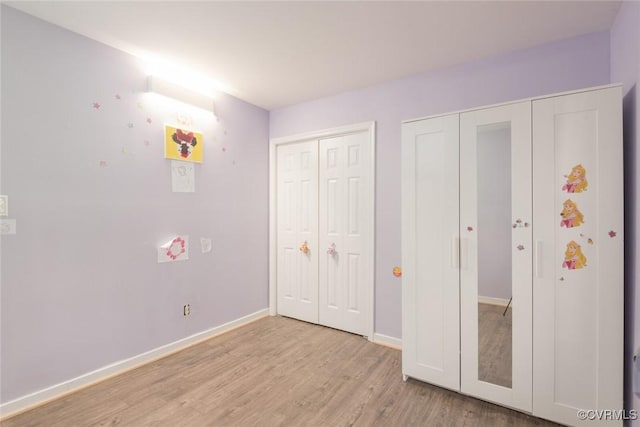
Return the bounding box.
[5,1,622,110]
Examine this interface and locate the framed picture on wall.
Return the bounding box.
[164,125,203,163]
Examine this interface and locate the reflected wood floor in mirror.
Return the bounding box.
[478,302,513,388]
[2,316,558,427]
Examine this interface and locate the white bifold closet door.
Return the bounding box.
[532,87,623,426]
[276,140,319,324]
[459,101,532,412]
[319,133,371,336]
[276,130,372,337]
[401,114,460,391]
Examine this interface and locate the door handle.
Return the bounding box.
[535,240,543,277]
[451,236,459,269]
[327,243,337,256]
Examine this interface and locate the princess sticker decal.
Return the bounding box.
[562,240,587,270]
[562,164,588,193]
[560,199,584,228]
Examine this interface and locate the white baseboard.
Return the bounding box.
[373,332,402,350]
[0,308,269,420]
[478,296,511,307]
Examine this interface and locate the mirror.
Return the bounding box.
[476,122,512,388]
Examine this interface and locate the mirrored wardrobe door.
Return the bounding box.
[459,101,532,412]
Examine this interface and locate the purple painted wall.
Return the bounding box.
[610,1,640,423]
[0,6,269,404]
[271,31,611,338]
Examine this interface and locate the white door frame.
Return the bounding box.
[269,121,376,340]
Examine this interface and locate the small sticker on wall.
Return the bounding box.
[0,219,16,235]
[609,230,617,238]
[393,266,402,277]
[158,236,189,263]
[560,199,584,228]
[200,237,212,253]
[562,164,588,193]
[92,102,101,109]
[562,240,587,270]
[516,244,525,251]
[0,195,8,217]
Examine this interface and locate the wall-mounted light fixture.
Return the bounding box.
[146,75,215,113]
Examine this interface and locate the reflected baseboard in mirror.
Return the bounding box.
[478,302,512,388]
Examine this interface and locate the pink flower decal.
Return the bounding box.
[166,237,186,260]
[92,102,101,109]
[609,230,617,238]
[516,245,525,251]
[467,226,473,232]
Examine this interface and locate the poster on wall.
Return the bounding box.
[164,125,203,163]
[157,236,189,263]
[171,160,195,192]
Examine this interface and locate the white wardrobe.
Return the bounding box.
[271,123,375,338]
[401,85,623,426]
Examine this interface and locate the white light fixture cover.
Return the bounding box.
[147,75,214,113]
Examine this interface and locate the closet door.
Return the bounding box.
[276,141,319,323]
[319,132,371,336]
[532,87,623,426]
[459,101,532,412]
[401,114,460,391]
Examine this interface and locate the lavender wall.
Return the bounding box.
[610,1,640,423]
[0,6,269,404]
[271,31,611,339]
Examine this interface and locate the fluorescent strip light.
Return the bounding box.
[146,75,215,113]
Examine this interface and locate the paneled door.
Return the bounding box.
[272,122,375,338]
[401,114,460,391]
[532,87,623,426]
[276,140,319,324]
[459,101,532,412]
[319,132,372,336]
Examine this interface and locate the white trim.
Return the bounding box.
[0,309,269,420]
[373,333,402,350]
[477,296,511,307]
[269,121,376,340]
[402,83,623,124]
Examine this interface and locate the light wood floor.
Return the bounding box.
[478,303,512,388]
[2,316,558,427]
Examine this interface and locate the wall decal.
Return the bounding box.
[609,230,617,238]
[0,219,16,235]
[92,102,101,109]
[115,94,121,100]
[467,226,473,232]
[127,123,134,128]
[200,237,212,253]
[99,160,108,168]
[562,240,587,270]
[562,164,588,193]
[157,236,189,263]
[516,244,525,251]
[165,125,203,163]
[393,266,402,277]
[146,118,152,124]
[171,160,195,193]
[0,195,8,216]
[560,199,584,228]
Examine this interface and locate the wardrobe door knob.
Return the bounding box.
[299,241,309,254]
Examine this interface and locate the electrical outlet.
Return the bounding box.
[183,304,191,316]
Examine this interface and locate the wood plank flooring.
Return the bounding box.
[2,316,558,427]
[478,303,512,388]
